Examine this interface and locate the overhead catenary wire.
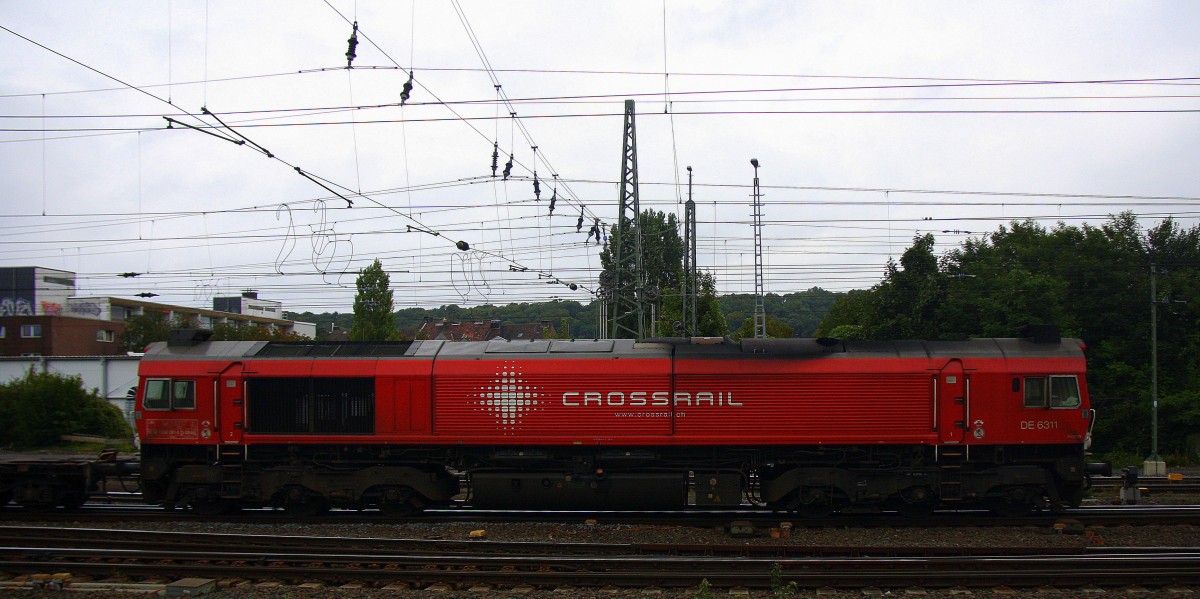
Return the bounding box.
[317,0,596,293]
[443,0,602,231]
[3,20,594,295]
[5,15,1198,312]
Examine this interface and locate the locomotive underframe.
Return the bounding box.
[137,441,1089,515]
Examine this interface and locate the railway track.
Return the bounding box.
[5,502,1200,528]
[1,526,1198,592]
[1090,475,1200,494]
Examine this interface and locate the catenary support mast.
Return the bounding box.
[610,99,645,340]
[751,158,766,339]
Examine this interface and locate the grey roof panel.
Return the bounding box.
[549,340,615,353]
[141,340,266,360]
[485,339,552,353]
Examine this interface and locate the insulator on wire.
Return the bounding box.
[400,71,414,104]
[503,155,513,180]
[587,218,601,245]
[533,172,541,200]
[490,142,499,177]
[548,188,557,215]
[345,22,359,67]
[576,211,585,232]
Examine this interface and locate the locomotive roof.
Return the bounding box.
[141,336,1084,361]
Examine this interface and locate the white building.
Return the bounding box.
[213,291,285,319]
[0,266,76,316]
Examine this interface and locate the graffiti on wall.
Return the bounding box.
[67,301,103,317]
[0,297,34,316]
[40,301,62,316]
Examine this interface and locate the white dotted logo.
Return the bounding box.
[475,361,542,433]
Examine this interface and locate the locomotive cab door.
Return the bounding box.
[217,362,245,444]
[937,360,967,444]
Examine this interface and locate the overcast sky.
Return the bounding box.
[2,1,1198,314]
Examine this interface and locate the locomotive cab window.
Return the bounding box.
[172,380,196,409]
[143,378,196,410]
[1049,376,1080,408]
[1023,375,1080,409]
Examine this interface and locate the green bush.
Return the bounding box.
[0,369,132,448]
[1098,448,1145,471]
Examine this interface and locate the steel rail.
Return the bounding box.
[3,525,1185,559]
[3,543,1200,590]
[5,503,1200,527]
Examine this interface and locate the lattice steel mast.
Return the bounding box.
[610,99,645,340]
[751,158,766,339]
[683,166,698,336]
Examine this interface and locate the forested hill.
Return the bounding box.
[286,286,840,341]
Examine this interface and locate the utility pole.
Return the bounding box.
[751,158,766,339]
[610,99,645,340]
[1150,263,1159,466]
[683,166,698,336]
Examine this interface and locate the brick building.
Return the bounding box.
[0,315,125,357]
[0,267,315,356]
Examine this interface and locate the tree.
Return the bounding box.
[599,210,685,338]
[716,287,840,337]
[817,234,950,340]
[731,315,794,340]
[654,271,729,338]
[0,369,132,447]
[210,323,307,342]
[121,311,171,352]
[815,290,871,337]
[827,324,866,340]
[350,259,397,341]
[694,272,729,337]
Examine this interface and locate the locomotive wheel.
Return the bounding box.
[189,497,235,516]
[280,485,329,517]
[790,488,834,518]
[990,486,1040,517]
[378,486,424,517]
[380,501,419,517]
[182,486,236,516]
[18,501,56,513]
[61,493,88,510]
[15,484,58,512]
[1061,483,1086,508]
[18,498,58,512]
[283,497,329,517]
[896,486,936,518]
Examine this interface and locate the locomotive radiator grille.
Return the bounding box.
[247,377,375,434]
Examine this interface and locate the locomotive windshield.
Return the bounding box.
[143,378,195,410]
[1023,375,1080,409]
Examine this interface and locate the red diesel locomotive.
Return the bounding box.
[134,330,1105,516]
